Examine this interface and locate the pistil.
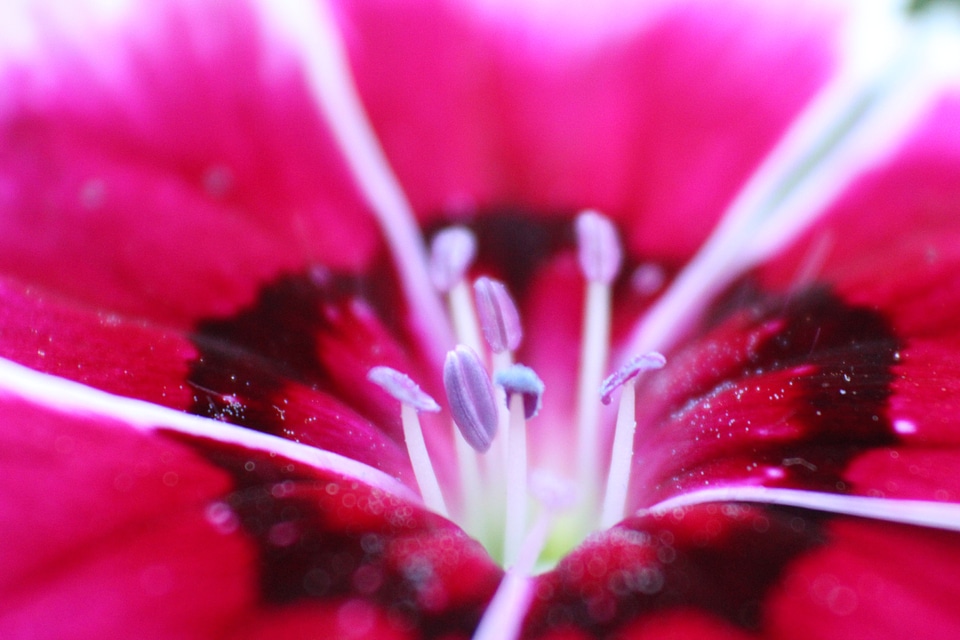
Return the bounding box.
[573,210,623,515]
[367,366,448,517]
[472,472,576,640]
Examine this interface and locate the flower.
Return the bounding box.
[2,0,960,638]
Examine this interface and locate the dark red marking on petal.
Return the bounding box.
[185,263,433,472]
[428,213,572,302]
[528,504,960,639]
[160,429,501,638]
[634,284,901,502]
[525,504,828,637]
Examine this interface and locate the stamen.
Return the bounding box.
[431,227,484,357]
[474,277,523,354]
[630,262,666,297]
[573,210,623,513]
[367,367,448,517]
[496,364,544,419]
[599,352,666,406]
[444,346,499,453]
[430,227,484,527]
[495,364,545,567]
[576,209,622,285]
[599,354,666,529]
[472,276,523,548]
[429,226,477,293]
[367,366,441,412]
[472,472,576,640]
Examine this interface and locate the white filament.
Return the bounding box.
[400,403,449,517]
[575,280,612,512]
[504,392,529,567]
[600,377,637,529]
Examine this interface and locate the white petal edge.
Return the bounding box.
[622,1,960,361]
[254,0,453,365]
[647,486,960,532]
[0,356,420,503]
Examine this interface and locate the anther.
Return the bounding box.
[444,345,499,453]
[599,352,666,405]
[495,364,544,419]
[475,277,523,354]
[367,366,441,412]
[430,227,485,526]
[429,226,477,293]
[576,209,622,285]
[367,366,448,516]
[495,364,544,567]
[631,262,667,297]
[599,353,666,529]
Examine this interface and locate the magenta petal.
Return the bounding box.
[0,388,501,638]
[0,0,382,328]
[342,0,846,260]
[0,275,418,479]
[525,504,960,639]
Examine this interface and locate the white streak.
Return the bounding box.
[256,0,452,361]
[649,486,960,532]
[0,356,419,502]
[623,4,960,360]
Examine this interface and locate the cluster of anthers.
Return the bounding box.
[368,210,665,577]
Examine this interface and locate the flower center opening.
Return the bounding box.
[369,211,665,572]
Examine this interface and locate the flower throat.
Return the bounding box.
[368,210,665,572]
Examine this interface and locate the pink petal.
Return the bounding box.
[0,0,382,328]
[341,0,847,260]
[0,381,501,637]
[698,91,960,505]
[0,275,418,478]
[525,504,960,638]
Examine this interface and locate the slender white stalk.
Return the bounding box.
[448,281,485,359]
[400,403,448,517]
[622,9,957,362]
[649,487,960,533]
[504,393,528,568]
[446,282,485,528]
[600,378,637,529]
[575,280,611,507]
[0,356,420,500]
[491,349,514,530]
[258,0,452,362]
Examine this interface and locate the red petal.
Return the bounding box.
[342,0,847,260]
[0,275,417,478]
[0,0,381,328]
[525,504,960,638]
[0,385,501,638]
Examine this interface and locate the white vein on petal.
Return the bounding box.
[255,0,452,364]
[648,486,960,532]
[622,0,954,361]
[0,0,133,62]
[0,356,419,502]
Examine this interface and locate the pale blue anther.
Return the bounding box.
[495,364,544,419]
